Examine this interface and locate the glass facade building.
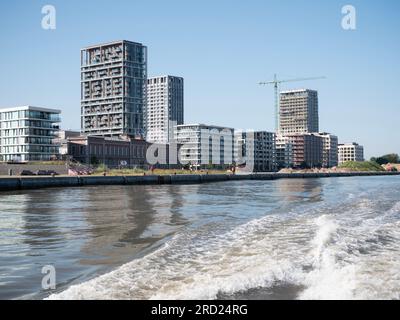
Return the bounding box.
[0,106,60,162]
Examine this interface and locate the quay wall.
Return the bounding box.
[0,171,398,192]
[0,164,68,176]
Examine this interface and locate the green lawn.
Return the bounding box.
[338,161,385,172]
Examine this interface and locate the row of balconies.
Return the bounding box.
[83,68,122,80]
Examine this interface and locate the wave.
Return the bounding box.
[48,200,400,300]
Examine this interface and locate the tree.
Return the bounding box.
[90,155,99,166]
[383,154,399,163]
[375,157,389,165]
[371,153,399,165]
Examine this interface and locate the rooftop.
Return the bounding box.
[175,123,234,130]
[148,75,184,80]
[81,40,145,51]
[280,89,318,94]
[0,106,61,114]
[339,142,363,147]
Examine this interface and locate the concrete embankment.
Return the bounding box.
[0,164,68,176]
[0,171,398,192]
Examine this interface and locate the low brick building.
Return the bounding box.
[62,134,148,168]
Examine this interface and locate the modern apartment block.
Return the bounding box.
[279,89,319,135]
[0,106,60,162]
[338,142,364,164]
[234,131,276,172]
[81,40,147,138]
[174,124,234,169]
[286,133,323,168]
[315,132,338,168]
[276,135,293,169]
[146,76,184,143]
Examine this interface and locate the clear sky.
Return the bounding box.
[0,0,399,158]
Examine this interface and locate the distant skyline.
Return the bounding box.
[0,0,399,158]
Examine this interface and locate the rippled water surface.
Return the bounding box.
[1,176,400,300]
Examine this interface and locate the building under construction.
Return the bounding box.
[81,40,147,138]
[279,89,319,135]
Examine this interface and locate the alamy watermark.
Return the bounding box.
[341,5,356,30]
[41,5,56,30]
[146,121,257,172]
[41,265,56,290]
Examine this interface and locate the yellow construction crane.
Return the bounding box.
[259,74,326,132]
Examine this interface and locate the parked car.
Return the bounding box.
[36,170,59,176]
[20,170,35,176]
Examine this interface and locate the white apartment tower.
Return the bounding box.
[338,143,364,164]
[279,89,319,135]
[146,76,184,143]
[81,40,147,138]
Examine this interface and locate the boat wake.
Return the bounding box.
[48,198,400,300]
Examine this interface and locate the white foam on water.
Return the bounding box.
[48,213,312,300]
[299,215,358,300]
[48,199,400,300]
[300,201,400,300]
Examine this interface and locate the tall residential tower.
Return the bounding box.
[279,89,319,135]
[146,75,184,143]
[81,40,147,138]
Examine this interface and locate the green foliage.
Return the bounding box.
[28,161,66,165]
[90,156,100,166]
[371,154,399,164]
[374,157,389,165]
[206,160,214,170]
[338,161,385,172]
[94,163,108,173]
[299,161,310,169]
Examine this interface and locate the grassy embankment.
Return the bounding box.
[26,161,67,165]
[92,165,229,176]
[338,161,385,172]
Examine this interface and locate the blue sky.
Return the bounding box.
[0,0,399,158]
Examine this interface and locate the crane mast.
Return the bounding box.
[259,74,326,134]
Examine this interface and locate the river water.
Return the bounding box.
[0,176,399,300]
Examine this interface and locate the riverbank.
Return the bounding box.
[0,171,398,192]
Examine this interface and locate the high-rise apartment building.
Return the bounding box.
[279,89,319,135]
[0,106,60,162]
[81,40,147,138]
[338,143,364,164]
[146,76,184,143]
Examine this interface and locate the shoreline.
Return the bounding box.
[0,171,398,192]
